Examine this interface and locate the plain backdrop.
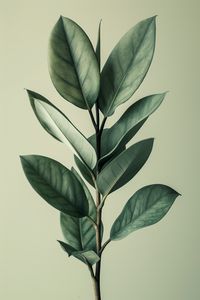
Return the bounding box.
[1,0,199,299]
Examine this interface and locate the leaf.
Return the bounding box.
[74,155,95,188]
[58,240,76,256]
[60,213,96,251]
[71,167,96,218]
[48,16,100,109]
[58,241,100,265]
[99,93,166,162]
[110,184,180,240]
[97,139,154,197]
[96,20,102,68]
[20,155,88,218]
[73,250,100,265]
[27,90,96,170]
[99,16,156,116]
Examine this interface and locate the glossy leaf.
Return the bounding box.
[27,90,96,170]
[20,155,88,217]
[99,16,156,116]
[110,184,180,240]
[97,139,154,197]
[74,155,95,187]
[100,93,166,161]
[48,16,100,109]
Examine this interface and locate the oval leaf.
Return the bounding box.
[100,93,166,162]
[99,16,156,116]
[97,139,154,197]
[20,155,88,217]
[27,90,96,170]
[110,184,180,240]
[48,16,100,109]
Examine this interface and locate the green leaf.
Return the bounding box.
[20,155,88,218]
[74,155,95,188]
[48,16,100,109]
[60,168,97,252]
[27,90,96,170]
[99,93,166,162]
[99,16,156,116]
[97,139,154,197]
[110,184,180,240]
[71,167,96,218]
[60,213,96,251]
[73,250,100,265]
[58,240,76,256]
[58,240,100,265]
[96,20,102,68]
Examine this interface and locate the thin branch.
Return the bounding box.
[97,195,107,211]
[87,264,95,279]
[88,109,97,130]
[99,239,111,255]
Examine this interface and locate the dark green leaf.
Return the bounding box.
[97,139,154,197]
[48,16,100,109]
[74,155,95,188]
[99,16,156,116]
[20,155,88,217]
[99,93,166,162]
[27,90,96,170]
[110,184,180,240]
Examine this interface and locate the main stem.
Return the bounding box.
[94,102,102,300]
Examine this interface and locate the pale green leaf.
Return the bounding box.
[27,90,96,170]
[99,16,156,116]
[20,155,88,217]
[110,184,180,240]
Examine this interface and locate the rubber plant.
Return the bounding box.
[20,15,180,300]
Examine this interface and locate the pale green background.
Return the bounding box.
[1,0,199,299]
